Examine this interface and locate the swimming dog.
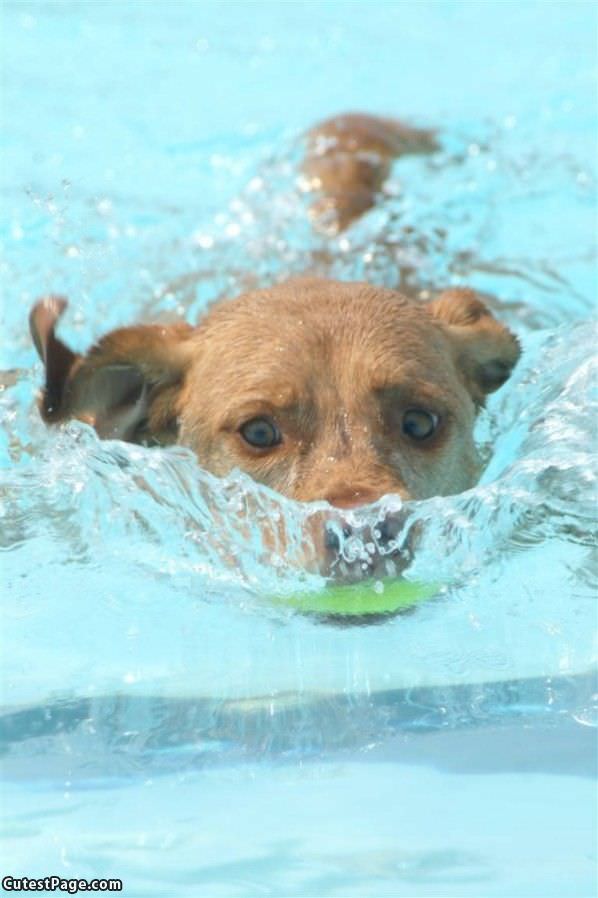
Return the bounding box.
[29,116,520,575]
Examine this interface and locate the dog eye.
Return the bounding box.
[402,409,439,441]
[240,416,281,449]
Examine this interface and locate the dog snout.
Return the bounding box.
[323,514,400,555]
[322,506,412,574]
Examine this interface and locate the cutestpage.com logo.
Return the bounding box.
[2,876,123,895]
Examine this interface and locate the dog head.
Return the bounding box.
[31,280,519,502]
[31,280,519,576]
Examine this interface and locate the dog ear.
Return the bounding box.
[30,296,81,421]
[427,288,521,405]
[30,297,195,443]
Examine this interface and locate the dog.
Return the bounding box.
[30,280,519,566]
[29,115,520,577]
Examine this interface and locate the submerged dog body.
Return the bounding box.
[302,113,438,233]
[30,279,519,512]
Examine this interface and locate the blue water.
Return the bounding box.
[1,2,597,896]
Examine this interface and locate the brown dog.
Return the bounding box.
[29,115,520,577]
[30,280,519,512]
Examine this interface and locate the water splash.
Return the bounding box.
[1,317,595,708]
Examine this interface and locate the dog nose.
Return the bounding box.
[323,510,403,554]
[324,521,353,553]
[324,487,384,509]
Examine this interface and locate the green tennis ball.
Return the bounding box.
[271,578,439,617]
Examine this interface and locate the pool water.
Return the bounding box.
[1,2,597,896]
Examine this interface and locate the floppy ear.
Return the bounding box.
[30,297,195,443]
[427,288,521,405]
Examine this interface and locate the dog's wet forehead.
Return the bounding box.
[196,283,458,397]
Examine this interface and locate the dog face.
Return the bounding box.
[30,279,520,513]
